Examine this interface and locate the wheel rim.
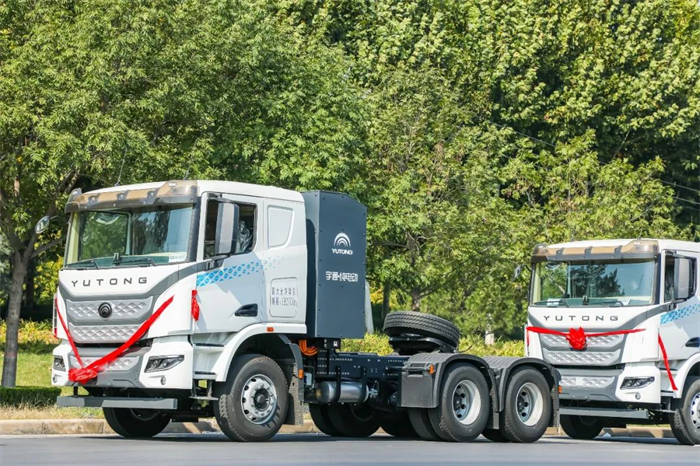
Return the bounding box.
[241,374,277,425]
[452,380,481,425]
[515,382,544,427]
[690,391,700,431]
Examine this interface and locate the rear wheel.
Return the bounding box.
[408,408,441,441]
[669,376,700,445]
[378,411,418,438]
[500,368,552,443]
[309,404,342,437]
[327,403,380,437]
[104,408,170,438]
[560,414,603,440]
[481,428,510,442]
[428,364,490,442]
[213,354,288,442]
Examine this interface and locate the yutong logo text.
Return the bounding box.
[332,233,353,255]
[70,277,148,287]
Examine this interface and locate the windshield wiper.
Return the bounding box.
[65,259,100,269]
[114,256,156,267]
[534,299,569,307]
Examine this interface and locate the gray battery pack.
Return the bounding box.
[302,191,367,339]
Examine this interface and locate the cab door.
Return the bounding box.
[193,192,264,333]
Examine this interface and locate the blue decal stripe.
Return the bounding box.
[661,303,700,325]
[195,256,282,288]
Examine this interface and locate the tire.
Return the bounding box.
[481,428,510,442]
[379,411,418,438]
[669,376,700,446]
[408,409,442,441]
[103,407,170,438]
[560,414,604,440]
[428,364,490,442]
[500,367,552,443]
[309,403,342,437]
[213,354,288,442]
[383,311,461,348]
[326,403,380,437]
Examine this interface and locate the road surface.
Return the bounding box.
[1,433,698,465]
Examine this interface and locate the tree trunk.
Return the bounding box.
[411,288,421,312]
[24,260,35,316]
[381,282,391,323]
[2,250,30,387]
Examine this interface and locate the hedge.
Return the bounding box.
[0,386,61,408]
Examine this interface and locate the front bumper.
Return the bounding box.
[559,363,661,405]
[57,396,178,410]
[51,336,193,390]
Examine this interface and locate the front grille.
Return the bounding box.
[543,348,621,366]
[68,355,138,372]
[66,297,153,322]
[560,376,615,388]
[68,323,139,343]
[539,333,624,349]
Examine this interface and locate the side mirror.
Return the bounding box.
[674,257,693,301]
[513,264,530,281]
[35,216,51,234]
[214,200,239,257]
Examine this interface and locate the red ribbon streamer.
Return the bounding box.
[191,290,200,321]
[55,295,174,383]
[657,334,678,391]
[527,326,678,390]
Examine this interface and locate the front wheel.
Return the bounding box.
[213,354,288,442]
[669,376,700,445]
[104,408,170,438]
[560,414,604,440]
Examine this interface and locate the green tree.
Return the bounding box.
[0,0,368,386]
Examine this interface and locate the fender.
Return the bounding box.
[671,352,700,398]
[481,356,560,413]
[210,323,307,381]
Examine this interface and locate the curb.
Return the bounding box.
[1,419,673,439]
[0,419,320,436]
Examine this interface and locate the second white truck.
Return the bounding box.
[526,239,700,445]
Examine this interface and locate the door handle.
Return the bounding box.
[235,304,258,317]
[685,337,700,348]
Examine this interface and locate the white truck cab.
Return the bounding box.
[526,238,700,445]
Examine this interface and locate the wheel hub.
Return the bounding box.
[241,374,277,425]
[515,382,544,427]
[690,392,700,431]
[451,380,481,425]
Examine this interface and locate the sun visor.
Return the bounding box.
[531,239,659,263]
[65,180,198,212]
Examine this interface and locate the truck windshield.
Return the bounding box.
[65,205,193,268]
[531,260,656,307]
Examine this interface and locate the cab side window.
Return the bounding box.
[664,254,697,302]
[203,198,256,259]
[664,256,675,302]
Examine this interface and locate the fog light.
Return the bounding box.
[635,393,641,400]
[145,355,184,373]
[620,377,655,390]
[53,356,66,372]
[52,375,59,383]
[160,376,167,386]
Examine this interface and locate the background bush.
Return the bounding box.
[0,386,60,408]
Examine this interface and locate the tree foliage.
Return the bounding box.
[0,0,698,372]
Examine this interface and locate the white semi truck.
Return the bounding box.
[526,239,700,445]
[48,179,559,443]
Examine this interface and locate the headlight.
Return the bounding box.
[53,356,66,372]
[145,355,184,373]
[620,376,655,390]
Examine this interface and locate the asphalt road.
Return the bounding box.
[1,433,698,466]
